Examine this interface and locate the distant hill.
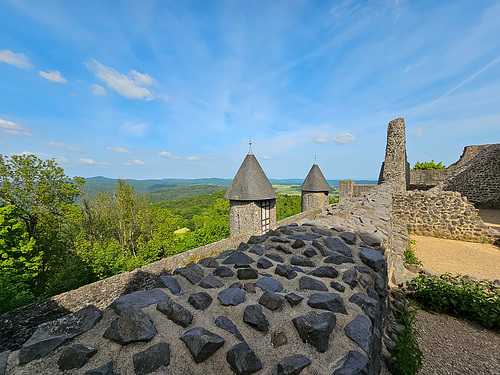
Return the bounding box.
[147,184,227,202]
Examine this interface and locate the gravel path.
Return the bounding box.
[409,234,500,375]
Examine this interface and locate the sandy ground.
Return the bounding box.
[478,209,500,232]
[411,235,500,281]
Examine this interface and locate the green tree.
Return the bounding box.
[0,154,85,239]
[411,160,445,171]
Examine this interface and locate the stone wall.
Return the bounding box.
[301,191,328,212]
[339,180,377,202]
[229,200,277,237]
[392,190,499,244]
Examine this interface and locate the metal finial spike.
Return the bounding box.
[314,154,317,164]
[249,137,253,154]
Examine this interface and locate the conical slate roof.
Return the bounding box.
[300,163,331,192]
[225,152,278,201]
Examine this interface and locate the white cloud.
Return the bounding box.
[414,128,423,137]
[261,155,270,159]
[79,158,109,165]
[121,122,148,137]
[91,84,106,95]
[85,59,166,100]
[0,118,32,136]
[157,151,180,159]
[39,70,67,83]
[187,156,201,161]
[123,159,147,166]
[312,137,328,144]
[333,132,357,144]
[0,50,32,69]
[107,147,131,154]
[46,142,82,152]
[15,151,70,164]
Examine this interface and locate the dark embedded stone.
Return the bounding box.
[188,292,213,311]
[299,276,328,291]
[288,223,299,227]
[307,293,348,314]
[292,266,305,273]
[156,299,193,327]
[309,266,338,278]
[276,244,292,254]
[173,262,204,284]
[255,277,283,292]
[275,264,297,279]
[198,257,219,268]
[217,288,246,306]
[215,316,244,341]
[355,266,370,274]
[285,293,304,307]
[213,266,235,278]
[324,237,352,256]
[267,229,279,236]
[229,282,244,289]
[58,344,97,371]
[278,354,311,375]
[259,291,285,310]
[249,245,263,256]
[109,289,169,314]
[19,305,103,365]
[312,240,331,256]
[257,257,274,269]
[303,247,318,258]
[345,315,372,353]
[349,293,379,320]
[265,244,274,250]
[237,242,250,251]
[179,327,225,363]
[330,281,345,292]
[342,268,358,290]
[359,233,382,247]
[156,276,182,295]
[292,239,306,249]
[359,274,370,287]
[359,248,385,271]
[270,236,291,243]
[199,274,225,289]
[324,254,355,265]
[248,233,268,244]
[0,351,9,375]
[237,268,259,280]
[279,226,294,235]
[291,255,315,267]
[222,250,255,267]
[133,342,170,375]
[311,227,332,236]
[272,331,288,347]
[266,253,284,263]
[244,283,256,293]
[374,276,388,298]
[339,232,356,245]
[226,341,262,375]
[104,306,157,344]
[243,304,269,332]
[333,350,368,375]
[84,361,116,375]
[292,312,336,353]
[216,249,236,259]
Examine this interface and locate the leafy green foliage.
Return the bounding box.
[277,194,301,221]
[147,184,227,203]
[411,160,445,171]
[404,245,422,266]
[411,274,500,330]
[390,301,423,375]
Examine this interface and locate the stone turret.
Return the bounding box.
[225,151,277,236]
[300,163,330,212]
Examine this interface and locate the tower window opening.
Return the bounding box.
[261,200,271,233]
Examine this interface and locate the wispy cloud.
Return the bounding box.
[121,121,148,137]
[91,84,106,95]
[39,70,67,83]
[0,118,32,136]
[16,151,70,164]
[46,141,82,152]
[123,159,147,165]
[414,128,423,137]
[107,147,131,154]
[187,156,201,161]
[333,132,357,144]
[0,50,32,69]
[79,158,109,165]
[157,151,180,159]
[312,137,328,144]
[85,59,167,100]
[261,155,270,159]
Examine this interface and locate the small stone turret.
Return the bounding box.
[300,163,330,212]
[225,151,277,236]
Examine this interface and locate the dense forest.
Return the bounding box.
[0,154,338,314]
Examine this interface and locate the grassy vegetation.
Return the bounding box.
[273,184,301,195]
[404,240,422,266]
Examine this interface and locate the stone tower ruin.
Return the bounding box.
[225,150,278,236]
[377,117,410,191]
[300,163,330,212]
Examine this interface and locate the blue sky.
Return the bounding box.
[1,0,499,180]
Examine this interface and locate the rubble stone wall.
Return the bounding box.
[301,191,329,212]
[229,200,277,237]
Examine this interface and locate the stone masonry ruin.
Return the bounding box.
[1,118,498,374]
